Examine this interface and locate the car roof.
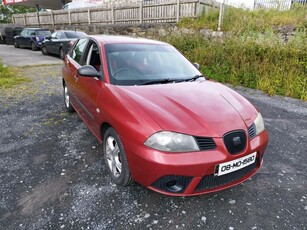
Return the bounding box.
[24,28,50,31]
[55,30,85,33]
[89,35,168,45]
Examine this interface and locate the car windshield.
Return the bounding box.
[65,31,87,39]
[37,30,51,36]
[105,43,202,86]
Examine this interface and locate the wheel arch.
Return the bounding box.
[100,122,112,142]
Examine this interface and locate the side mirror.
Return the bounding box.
[193,63,200,70]
[45,36,51,40]
[77,65,102,79]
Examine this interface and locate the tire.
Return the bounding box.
[31,42,38,51]
[14,40,19,48]
[41,46,48,55]
[59,48,65,60]
[103,128,133,186]
[63,84,75,113]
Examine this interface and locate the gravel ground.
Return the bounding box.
[0,65,306,230]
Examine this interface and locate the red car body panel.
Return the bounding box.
[119,81,257,137]
[62,35,269,196]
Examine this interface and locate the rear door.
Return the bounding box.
[17,29,28,47]
[48,32,59,54]
[26,29,35,47]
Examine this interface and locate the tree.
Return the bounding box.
[0,0,36,23]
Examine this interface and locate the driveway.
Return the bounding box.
[0,44,62,66]
[0,46,306,229]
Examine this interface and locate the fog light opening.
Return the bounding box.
[166,180,184,193]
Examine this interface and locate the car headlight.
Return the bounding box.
[144,131,200,152]
[254,113,265,135]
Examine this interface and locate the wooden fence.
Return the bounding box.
[12,0,220,27]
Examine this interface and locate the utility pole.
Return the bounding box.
[217,0,225,31]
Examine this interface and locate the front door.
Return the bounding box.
[74,41,104,136]
[63,38,89,116]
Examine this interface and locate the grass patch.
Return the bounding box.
[0,63,31,89]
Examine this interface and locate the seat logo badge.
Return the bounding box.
[233,136,241,146]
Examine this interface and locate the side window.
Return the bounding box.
[20,29,27,36]
[70,38,88,65]
[51,32,57,39]
[86,42,102,72]
[60,32,67,39]
[29,30,36,36]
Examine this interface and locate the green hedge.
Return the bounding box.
[168,6,307,101]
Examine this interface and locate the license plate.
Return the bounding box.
[215,152,257,176]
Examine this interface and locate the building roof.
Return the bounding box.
[3,0,71,10]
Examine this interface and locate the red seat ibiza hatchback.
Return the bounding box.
[62,35,269,196]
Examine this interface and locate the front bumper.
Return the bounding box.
[124,130,269,196]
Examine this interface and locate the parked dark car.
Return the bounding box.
[13,28,51,51]
[41,30,87,59]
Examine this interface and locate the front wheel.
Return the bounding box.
[103,128,132,186]
[41,46,48,55]
[63,84,75,113]
[14,40,19,48]
[59,48,65,60]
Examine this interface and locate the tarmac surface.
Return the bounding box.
[0,44,62,66]
[0,44,306,229]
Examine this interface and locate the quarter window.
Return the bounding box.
[86,42,102,72]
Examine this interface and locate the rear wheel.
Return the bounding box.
[31,42,38,51]
[59,48,65,60]
[41,46,48,55]
[103,128,132,186]
[63,84,75,113]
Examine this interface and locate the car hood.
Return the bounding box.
[119,81,258,137]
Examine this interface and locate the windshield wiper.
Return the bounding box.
[178,75,204,82]
[140,75,204,85]
[141,78,179,85]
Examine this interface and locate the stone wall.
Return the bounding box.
[49,23,223,40]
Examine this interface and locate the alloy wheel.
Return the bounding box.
[64,86,70,108]
[105,136,122,178]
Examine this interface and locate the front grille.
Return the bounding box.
[223,130,247,155]
[248,123,256,139]
[151,175,193,194]
[194,136,216,151]
[195,159,258,191]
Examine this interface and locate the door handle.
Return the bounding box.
[74,75,78,82]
